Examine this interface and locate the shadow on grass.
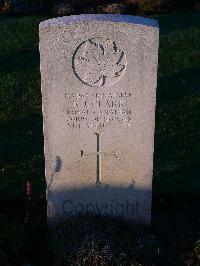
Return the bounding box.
[49,213,158,266]
[0,50,39,73]
[156,12,200,34]
[157,67,200,104]
[0,114,45,200]
[154,68,200,196]
[0,114,43,161]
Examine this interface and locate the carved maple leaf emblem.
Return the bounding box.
[73,38,127,87]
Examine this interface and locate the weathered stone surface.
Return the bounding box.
[39,14,159,226]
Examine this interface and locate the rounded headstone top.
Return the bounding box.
[39,14,159,29]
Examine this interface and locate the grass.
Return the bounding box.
[0,11,200,266]
[153,12,200,196]
[0,16,45,200]
[51,216,160,265]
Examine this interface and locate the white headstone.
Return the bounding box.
[39,15,159,226]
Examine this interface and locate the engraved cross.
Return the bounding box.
[81,133,117,184]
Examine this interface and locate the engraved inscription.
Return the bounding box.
[81,133,117,184]
[73,38,127,87]
[64,91,134,129]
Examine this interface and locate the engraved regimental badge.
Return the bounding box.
[73,38,127,87]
